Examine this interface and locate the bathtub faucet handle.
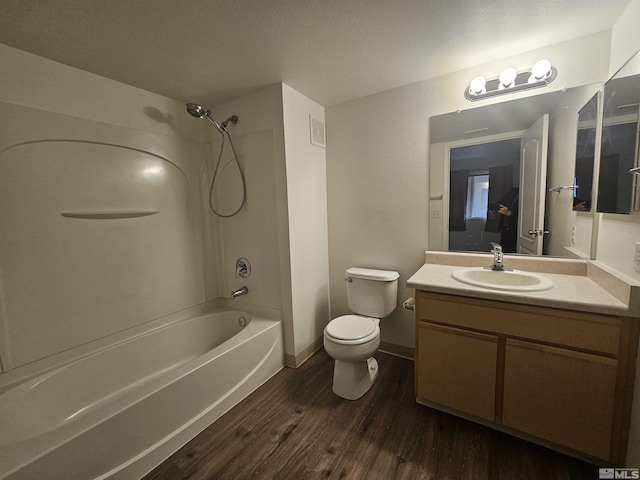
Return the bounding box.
[229,286,248,300]
[235,257,251,278]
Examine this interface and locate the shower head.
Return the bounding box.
[185,102,224,133]
[186,102,207,118]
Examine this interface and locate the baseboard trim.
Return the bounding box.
[379,341,414,360]
[285,337,324,368]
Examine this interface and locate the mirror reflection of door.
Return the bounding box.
[518,114,549,255]
[448,138,520,253]
[447,115,549,255]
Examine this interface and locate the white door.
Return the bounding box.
[518,114,549,255]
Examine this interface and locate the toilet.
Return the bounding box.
[323,267,399,400]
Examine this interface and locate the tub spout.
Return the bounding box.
[229,286,248,299]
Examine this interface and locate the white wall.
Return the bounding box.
[610,0,640,79]
[326,32,611,352]
[282,85,330,362]
[327,80,430,353]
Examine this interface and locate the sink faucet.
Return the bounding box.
[229,286,248,299]
[486,242,512,271]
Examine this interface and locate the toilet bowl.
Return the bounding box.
[324,315,381,400]
[323,267,399,400]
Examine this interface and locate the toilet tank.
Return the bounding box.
[345,267,400,318]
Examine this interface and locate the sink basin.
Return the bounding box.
[451,267,554,292]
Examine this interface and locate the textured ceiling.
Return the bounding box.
[0,0,632,107]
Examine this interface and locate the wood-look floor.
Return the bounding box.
[143,349,598,480]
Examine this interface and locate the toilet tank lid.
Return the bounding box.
[345,267,399,282]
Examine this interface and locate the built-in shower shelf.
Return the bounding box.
[61,210,159,219]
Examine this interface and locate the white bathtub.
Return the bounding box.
[0,309,284,479]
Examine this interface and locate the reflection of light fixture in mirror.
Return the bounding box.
[465,59,557,101]
[469,76,487,95]
[499,68,517,89]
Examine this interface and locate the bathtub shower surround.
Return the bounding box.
[0,101,285,479]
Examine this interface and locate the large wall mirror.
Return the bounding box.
[429,83,601,257]
[598,50,640,214]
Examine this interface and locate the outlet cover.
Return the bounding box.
[635,242,640,273]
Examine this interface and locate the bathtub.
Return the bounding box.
[0,308,284,479]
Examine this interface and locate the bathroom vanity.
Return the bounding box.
[408,253,640,465]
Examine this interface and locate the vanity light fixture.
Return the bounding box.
[465,59,557,101]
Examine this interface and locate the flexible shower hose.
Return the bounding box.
[208,130,246,218]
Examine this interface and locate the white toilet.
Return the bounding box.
[323,267,399,400]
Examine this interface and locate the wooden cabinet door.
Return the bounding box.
[417,322,498,421]
[502,339,618,460]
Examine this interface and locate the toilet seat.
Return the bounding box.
[324,315,379,345]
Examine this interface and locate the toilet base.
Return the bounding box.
[332,357,379,400]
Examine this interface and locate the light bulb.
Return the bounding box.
[469,76,487,95]
[499,68,517,89]
[531,59,552,81]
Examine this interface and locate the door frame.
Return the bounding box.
[438,130,525,250]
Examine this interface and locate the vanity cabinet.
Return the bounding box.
[502,339,617,459]
[415,291,639,464]
[416,322,498,421]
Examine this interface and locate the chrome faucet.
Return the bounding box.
[229,286,248,299]
[486,242,512,271]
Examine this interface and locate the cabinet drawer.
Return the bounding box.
[417,291,621,355]
[502,339,617,459]
[417,322,498,421]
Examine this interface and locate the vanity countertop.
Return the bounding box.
[407,252,638,316]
